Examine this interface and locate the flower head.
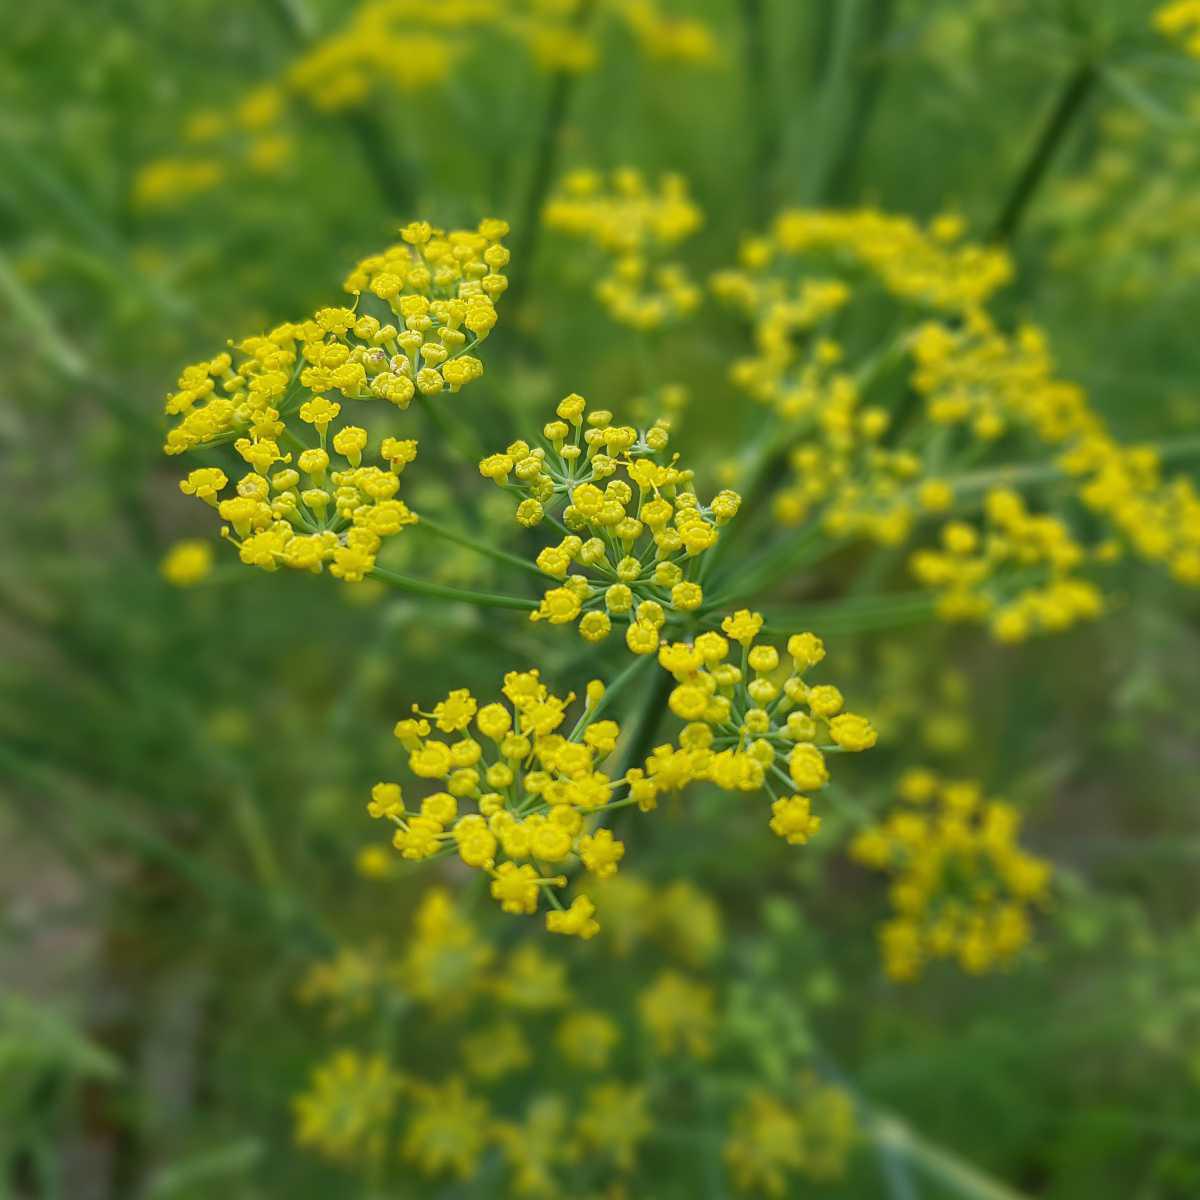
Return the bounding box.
[482,392,740,651]
[850,770,1052,981]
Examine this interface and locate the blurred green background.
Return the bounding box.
[2,0,1199,1196]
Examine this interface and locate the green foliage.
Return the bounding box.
[2,0,1199,1196]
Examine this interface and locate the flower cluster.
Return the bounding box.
[371,672,648,937]
[909,311,1089,445]
[708,195,1200,641]
[1065,429,1200,586]
[509,0,717,72]
[543,168,703,329]
[638,967,716,1057]
[724,1076,857,1195]
[292,884,719,1189]
[850,769,1052,981]
[589,874,724,964]
[713,276,852,418]
[133,4,483,211]
[133,85,292,209]
[286,1,475,111]
[179,426,419,580]
[293,1049,398,1163]
[715,208,1013,322]
[480,392,740,651]
[166,218,505,454]
[905,311,1200,620]
[617,0,718,63]
[769,368,945,545]
[165,218,508,579]
[136,3,717,209]
[910,491,1105,642]
[1045,105,1200,299]
[648,617,877,842]
[710,213,1017,544]
[294,882,857,1194]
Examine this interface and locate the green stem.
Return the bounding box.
[341,109,419,215]
[507,0,597,317]
[568,653,655,741]
[415,391,486,463]
[258,0,417,213]
[989,59,1097,243]
[750,591,939,638]
[871,1112,1035,1200]
[229,784,286,893]
[739,0,777,224]
[261,0,315,39]
[809,2,836,91]
[698,417,789,586]
[370,565,537,611]
[819,0,897,204]
[704,523,834,610]
[949,433,1200,500]
[806,0,861,203]
[0,251,87,380]
[414,514,548,579]
[614,666,674,780]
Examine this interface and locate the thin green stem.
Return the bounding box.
[704,523,834,611]
[415,391,486,463]
[754,592,939,638]
[0,251,87,380]
[229,784,286,893]
[507,0,597,316]
[989,59,1097,243]
[805,0,861,203]
[819,0,897,204]
[871,1112,1035,1200]
[949,433,1200,499]
[258,0,417,213]
[614,666,674,781]
[415,514,549,579]
[568,653,656,741]
[739,0,777,224]
[370,565,537,611]
[261,0,316,39]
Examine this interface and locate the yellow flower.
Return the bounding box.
[555,1010,621,1071]
[851,770,1052,981]
[646,620,874,842]
[546,894,601,939]
[544,168,704,330]
[725,1076,857,1193]
[461,1020,531,1082]
[160,539,214,586]
[482,391,739,650]
[292,1050,396,1163]
[828,713,878,752]
[769,795,821,845]
[402,1077,490,1180]
[638,969,715,1058]
[575,1081,653,1172]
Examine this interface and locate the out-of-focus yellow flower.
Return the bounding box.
[851,770,1052,981]
[544,168,703,330]
[292,1050,398,1162]
[725,1076,857,1194]
[160,538,214,586]
[638,969,715,1058]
